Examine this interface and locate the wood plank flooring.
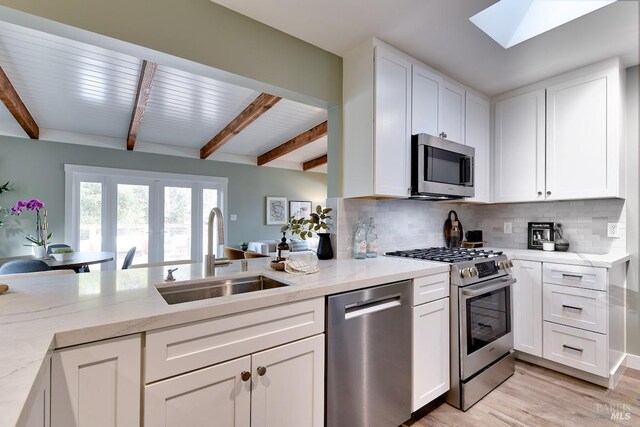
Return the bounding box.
[404,360,640,426]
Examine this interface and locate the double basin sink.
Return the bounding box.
[156,275,289,305]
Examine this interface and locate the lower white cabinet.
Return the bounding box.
[543,322,608,377]
[51,334,141,427]
[512,260,543,357]
[145,335,325,427]
[23,360,50,427]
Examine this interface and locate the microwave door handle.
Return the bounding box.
[462,156,474,187]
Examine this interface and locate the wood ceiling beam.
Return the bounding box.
[0,66,39,139]
[200,92,281,159]
[303,154,328,171]
[257,121,327,166]
[127,60,158,151]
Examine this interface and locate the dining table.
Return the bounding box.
[42,251,115,272]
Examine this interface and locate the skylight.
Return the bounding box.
[470,0,618,48]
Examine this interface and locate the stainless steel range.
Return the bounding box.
[386,247,516,411]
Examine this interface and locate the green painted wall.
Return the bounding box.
[0,136,327,257]
[0,0,343,197]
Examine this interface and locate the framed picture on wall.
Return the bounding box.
[289,200,312,220]
[266,196,287,225]
[528,222,554,250]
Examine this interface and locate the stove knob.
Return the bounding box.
[470,267,479,277]
[460,268,471,278]
[507,260,514,268]
[498,261,507,270]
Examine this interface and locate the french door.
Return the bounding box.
[66,165,227,270]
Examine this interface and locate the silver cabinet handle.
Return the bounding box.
[562,273,583,279]
[562,344,584,353]
[562,304,583,312]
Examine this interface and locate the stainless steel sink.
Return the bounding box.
[156,275,289,305]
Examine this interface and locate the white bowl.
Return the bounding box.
[542,241,555,252]
[52,252,75,261]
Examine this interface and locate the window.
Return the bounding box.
[65,165,227,270]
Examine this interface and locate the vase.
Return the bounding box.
[32,245,46,259]
[316,233,333,260]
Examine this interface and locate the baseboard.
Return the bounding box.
[625,353,640,371]
[516,352,611,388]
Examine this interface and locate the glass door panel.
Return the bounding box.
[79,181,103,271]
[163,186,192,261]
[117,184,149,267]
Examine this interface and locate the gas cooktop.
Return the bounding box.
[385,247,504,263]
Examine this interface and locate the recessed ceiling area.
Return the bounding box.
[0,20,328,173]
[210,0,639,96]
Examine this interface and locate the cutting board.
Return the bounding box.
[444,210,463,248]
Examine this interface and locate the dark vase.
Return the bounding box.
[316,233,334,260]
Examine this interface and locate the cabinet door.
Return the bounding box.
[465,92,490,202]
[251,335,324,427]
[145,356,251,427]
[412,65,441,136]
[494,90,546,202]
[51,335,141,427]
[512,260,543,357]
[546,73,610,200]
[374,45,412,197]
[412,298,449,411]
[440,81,465,144]
[23,359,50,427]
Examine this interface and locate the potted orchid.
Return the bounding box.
[11,198,52,258]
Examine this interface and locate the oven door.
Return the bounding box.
[412,134,475,198]
[459,277,515,380]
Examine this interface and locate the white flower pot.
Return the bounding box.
[32,245,46,259]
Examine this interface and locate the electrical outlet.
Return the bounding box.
[230,214,238,221]
[504,222,513,234]
[607,222,620,238]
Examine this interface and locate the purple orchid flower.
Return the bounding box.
[11,199,45,215]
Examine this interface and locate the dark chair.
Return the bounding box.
[122,247,136,269]
[47,244,72,255]
[0,259,51,275]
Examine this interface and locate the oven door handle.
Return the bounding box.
[462,278,516,297]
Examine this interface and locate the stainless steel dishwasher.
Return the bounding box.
[326,280,412,427]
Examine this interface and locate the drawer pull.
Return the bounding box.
[562,304,583,312]
[562,273,583,280]
[562,344,584,353]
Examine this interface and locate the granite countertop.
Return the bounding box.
[0,256,448,427]
[489,247,630,268]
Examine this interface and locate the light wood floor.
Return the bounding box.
[404,360,640,426]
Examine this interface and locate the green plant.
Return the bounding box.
[53,248,74,254]
[281,205,332,240]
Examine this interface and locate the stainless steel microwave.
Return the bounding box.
[411,133,475,200]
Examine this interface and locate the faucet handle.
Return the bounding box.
[165,268,178,282]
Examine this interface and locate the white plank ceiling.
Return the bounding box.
[0,20,328,172]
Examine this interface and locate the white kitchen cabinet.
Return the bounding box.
[412,298,449,411]
[412,65,465,144]
[23,360,50,427]
[145,356,251,427]
[51,334,141,427]
[145,335,324,427]
[465,92,491,202]
[512,260,543,357]
[546,68,621,200]
[493,89,546,203]
[343,39,411,198]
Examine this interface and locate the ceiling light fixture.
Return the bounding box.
[470,0,618,48]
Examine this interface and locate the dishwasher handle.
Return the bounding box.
[344,295,402,320]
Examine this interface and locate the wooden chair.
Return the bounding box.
[244,251,270,259]
[224,247,246,260]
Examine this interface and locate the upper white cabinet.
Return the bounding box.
[493,58,624,203]
[412,65,465,144]
[494,89,546,203]
[465,92,491,202]
[343,39,411,198]
[51,334,141,427]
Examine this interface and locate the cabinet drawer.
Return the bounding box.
[543,284,607,333]
[543,322,608,377]
[146,298,324,383]
[413,272,449,306]
[543,262,606,290]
